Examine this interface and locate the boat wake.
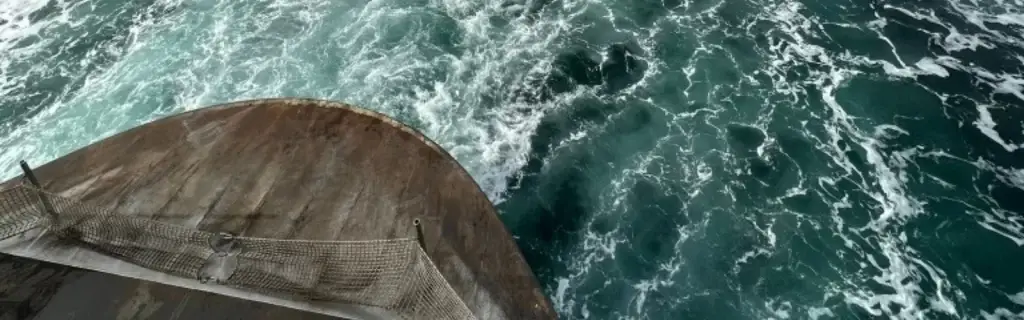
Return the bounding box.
[1,0,1023,319]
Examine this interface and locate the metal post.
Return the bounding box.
[413,218,426,250]
[19,160,57,220]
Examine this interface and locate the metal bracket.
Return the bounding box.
[208,232,240,256]
[198,232,241,284]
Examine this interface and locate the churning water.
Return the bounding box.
[2,0,1024,319]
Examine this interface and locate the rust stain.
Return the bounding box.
[4,98,557,320]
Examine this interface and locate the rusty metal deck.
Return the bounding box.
[0,98,555,320]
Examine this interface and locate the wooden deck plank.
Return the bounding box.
[0,98,556,319]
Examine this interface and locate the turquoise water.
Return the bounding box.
[2,0,1024,319]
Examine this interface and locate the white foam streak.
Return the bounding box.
[981,308,1024,320]
[974,104,1024,153]
[1010,291,1024,306]
[763,1,986,318]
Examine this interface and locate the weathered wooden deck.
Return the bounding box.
[0,98,556,319]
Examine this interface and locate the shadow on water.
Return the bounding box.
[500,41,650,284]
[503,153,595,281]
[500,100,605,282]
[512,42,648,104]
[615,179,688,280]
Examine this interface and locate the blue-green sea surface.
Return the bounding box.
[1,0,1023,319]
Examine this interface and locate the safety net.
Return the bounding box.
[0,183,475,320]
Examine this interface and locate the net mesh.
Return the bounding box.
[0,183,476,320]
